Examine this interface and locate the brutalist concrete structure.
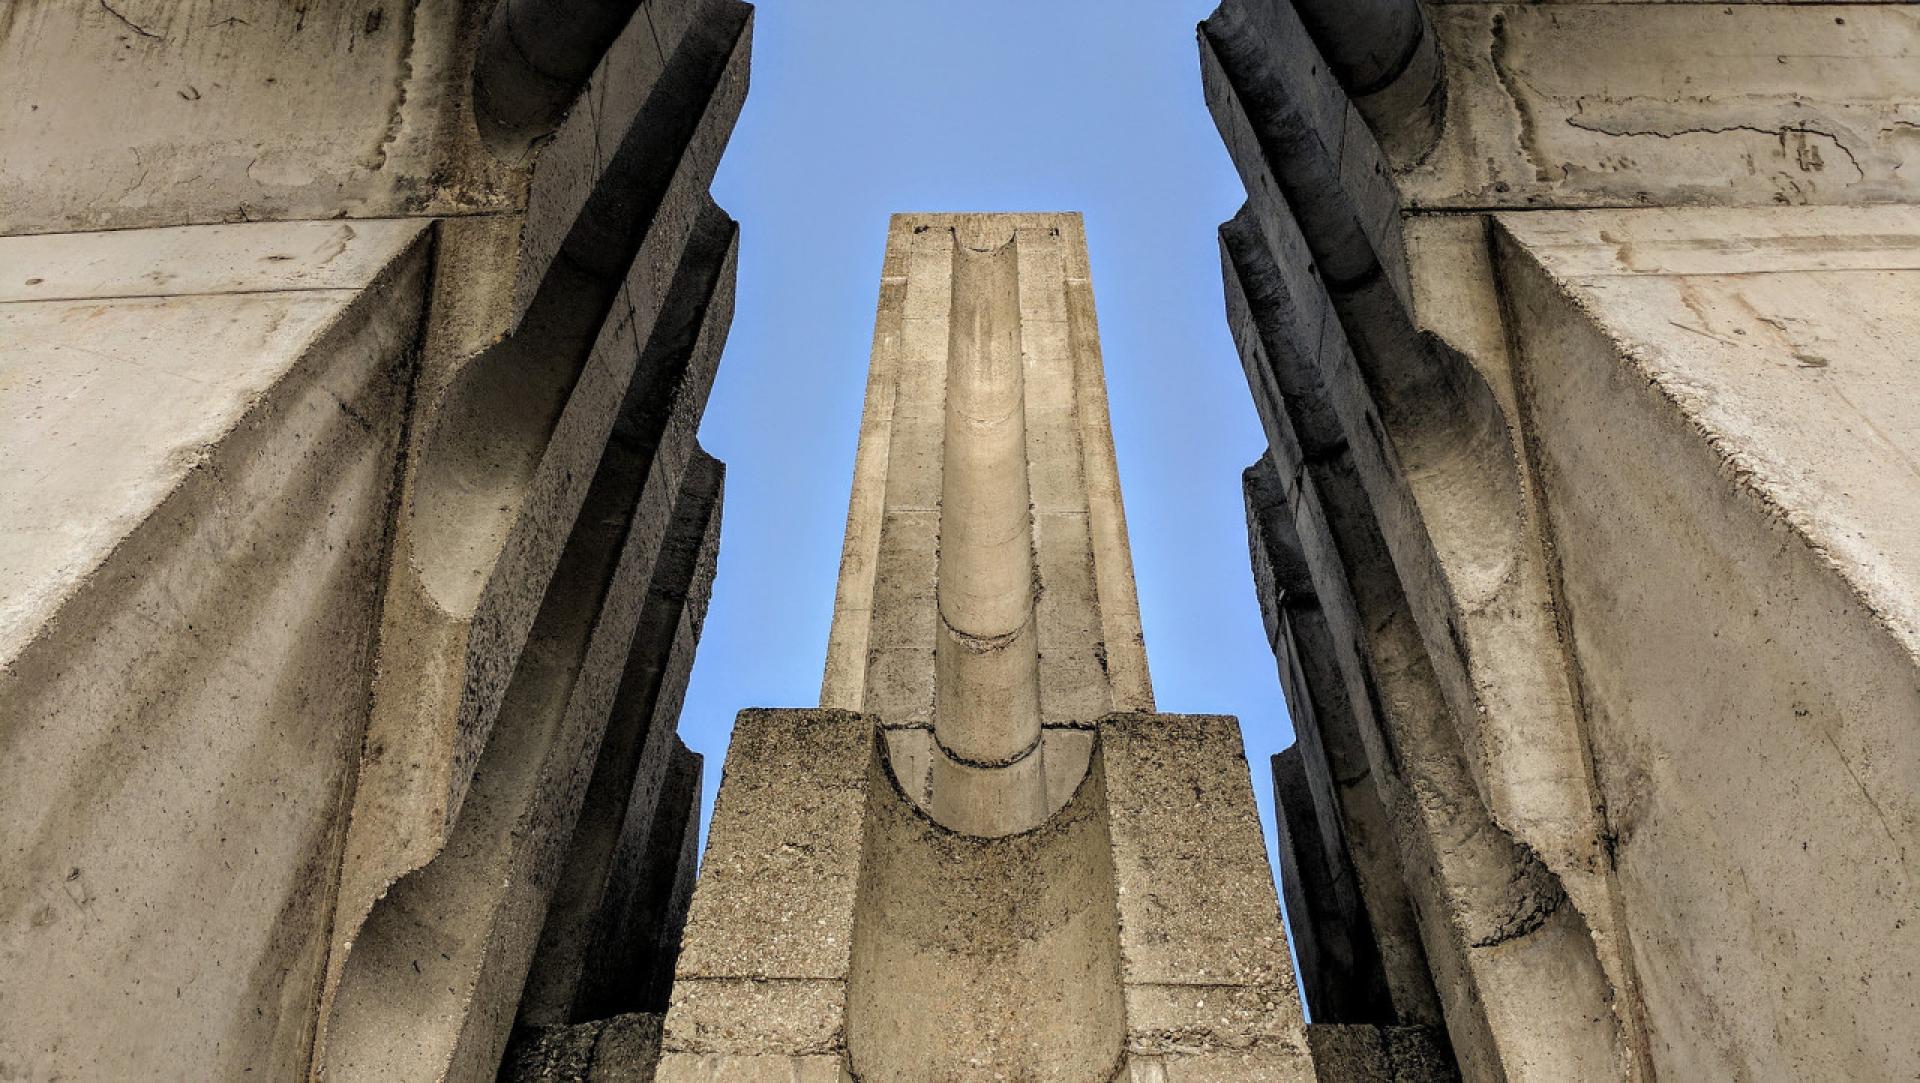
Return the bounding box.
[1205,1,1920,1080]
[0,2,750,1078]
[654,214,1339,1081]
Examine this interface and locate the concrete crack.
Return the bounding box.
[1564,111,1865,179]
[99,0,161,40]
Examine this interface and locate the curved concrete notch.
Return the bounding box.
[848,737,1127,1081]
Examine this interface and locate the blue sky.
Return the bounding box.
[684,1,1296,875]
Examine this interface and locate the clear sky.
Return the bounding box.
[683,1,1297,877]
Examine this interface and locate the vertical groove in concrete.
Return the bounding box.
[933,231,1042,765]
[928,229,1049,835]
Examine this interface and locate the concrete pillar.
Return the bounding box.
[823,213,1154,838]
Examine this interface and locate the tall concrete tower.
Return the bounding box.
[636,214,1416,1081]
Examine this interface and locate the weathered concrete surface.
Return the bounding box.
[1403,4,1920,208]
[848,736,1127,1081]
[1493,204,1920,1082]
[0,219,429,1080]
[1305,1025,1458,1083]
[659,709,872,1081]
[0,0,740,238]
[1105,716,1313,1082]
[0,0,497,233]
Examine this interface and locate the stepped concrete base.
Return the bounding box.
[659,709,1315,1082]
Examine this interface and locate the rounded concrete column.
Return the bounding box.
[931,231,1047,835]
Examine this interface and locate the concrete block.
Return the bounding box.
[1102,715,1301,998]
[672,709,874,984]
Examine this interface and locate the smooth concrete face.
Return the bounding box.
[848,745,1127,1083]
[931,230,1048,830]
[1494,205,1920,1081]
[0,219,428,657]
[0,219,430,1080]
[936,238,1042,757]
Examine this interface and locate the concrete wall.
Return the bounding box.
[0,1,754,1077]
[1207,1,1920,1079]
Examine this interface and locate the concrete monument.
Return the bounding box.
[619,213,1451,1082]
